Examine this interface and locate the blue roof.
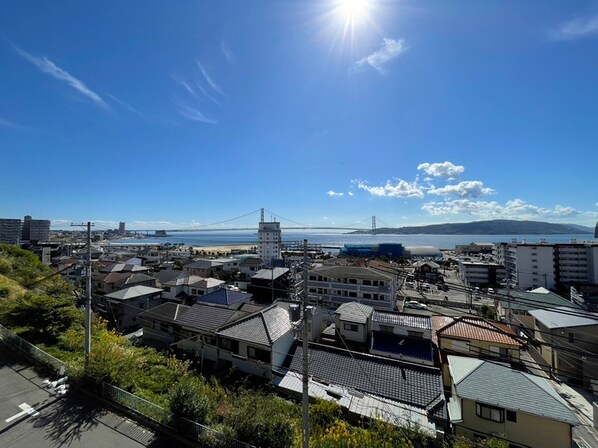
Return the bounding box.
[195,288,252,307]
[371,332,434,362]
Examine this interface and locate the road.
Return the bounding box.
[0,345,175,448]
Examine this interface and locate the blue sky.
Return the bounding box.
[1,0,597,230]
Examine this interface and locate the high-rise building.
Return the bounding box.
[257,220,281,265]
[119,222,126,234]
[21,215,50,243]
[0,218,22,245]
[595,221,598,239]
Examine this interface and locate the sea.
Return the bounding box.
[112,230,596,251]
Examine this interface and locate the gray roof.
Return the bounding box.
[253,267,289,280]
[139,302,190,323]
[373,311,432,330]
[154,269,186,285]
[498,288,578,313]
[217,305,291,346]
[310,266,394,281]
[105,286,163,301]
[448,355,578,425]
[529,306,598,329]
[177,303,244,332]
[184,259,224,269]
[335,302,374,324]
[288,343,446,418]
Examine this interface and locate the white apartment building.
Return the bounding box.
[257,221,281,264]
[307,266,397,310]
[494,241,598,291]
[458,261,506,287]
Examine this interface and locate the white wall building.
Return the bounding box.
[257,221,281,264]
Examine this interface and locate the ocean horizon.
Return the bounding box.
[112,230,596,251]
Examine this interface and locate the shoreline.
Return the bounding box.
[190,244,256,255]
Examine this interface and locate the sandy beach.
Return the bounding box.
[190,244,256,255]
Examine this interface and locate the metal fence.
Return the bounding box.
[103,383,255,448]
[0,324,67,375]
[0,324,255,448]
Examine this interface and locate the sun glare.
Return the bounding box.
[338,0,369,26]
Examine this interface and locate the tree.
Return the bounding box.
[168,376,213,425]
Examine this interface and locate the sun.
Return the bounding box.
[338,0,370,26]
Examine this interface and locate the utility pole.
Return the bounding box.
[302,239,309,448]
[72,222,94,368]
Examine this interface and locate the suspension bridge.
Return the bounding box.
[128,208,390,233]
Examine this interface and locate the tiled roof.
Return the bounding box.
[448,355,578,425]
[139,302,190,322]
[154,269,186,285]
[184,260,224,269]
[197,288,252,306]
[190,278,225,289]
[374,311,432,330]
[335,302,374,324]
[116,273,155,287]
[371,332,434,362]
[177,303,243,332]
[287,343,446,418]
[529,306,598,329]
[105,286,163,301]
[98,272,132,284]
[217,305,291,346]
[434,316,522,347]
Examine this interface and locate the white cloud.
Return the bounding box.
[417,161,464,179]
[428,181,496,198]
[221,40,235,65]
[357,179,424,199]
[421,198,581,219]
[14,46,108,108]
[353,38,407,74]
[327,190,344,197]
[175,104,217,125]
[173,76,197,97]
[550,14,598,41]
[197,61,226,97]
[0,117,33,131]
[348,191,354,196]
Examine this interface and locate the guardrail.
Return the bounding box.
[0,324,255,448]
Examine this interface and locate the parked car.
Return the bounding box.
[404,300,428,310]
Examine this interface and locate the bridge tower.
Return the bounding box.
[260,208,264,223]
[372,216,376,231]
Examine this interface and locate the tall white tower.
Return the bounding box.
[257,210,281,265]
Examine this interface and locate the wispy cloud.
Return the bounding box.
[327,190,344,197]
[14,46,108,108]
[0,116,33,131]
[173,75,198,97]
[197,61,226,96]
[107,94,165,124]
[221,40,235,65]
[550,13,598,41]
[196,82,224,108]
[422,198,581,219]
[356,178,424,199]
[175,103,217,125]
[428,180,495,198]
[417,161,464,180]
[353,38,407,74]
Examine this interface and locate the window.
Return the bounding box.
[220,338,239,354]
[363,293,372,299]
[379,325,394,333]
[248,346,270,362]
[348,292,357,298]
[363,280,371,286]
[476,403,504,422]
[506,410,517,422]
[407,330,424,339]
[348,279,357,284]
[344,323,358,332]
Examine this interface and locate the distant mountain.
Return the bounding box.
[349,219,593,235]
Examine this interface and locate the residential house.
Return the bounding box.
[370,310,434,365]
[161,274,203,303]
[183,259,225,278]
[277,343,447,436]
[496,287,579,323]
[413,260,441,282]
[101,285,163,332]
[247,267,290,303]
[216,304,294,379]
[195,288,253,309]
[433,316,523,388]
[528,306,598,390]
[139,302,190,348]
[307,266,397,310]
[333,302,374,348]
[235,256,264,289]
[447,355,578,448]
